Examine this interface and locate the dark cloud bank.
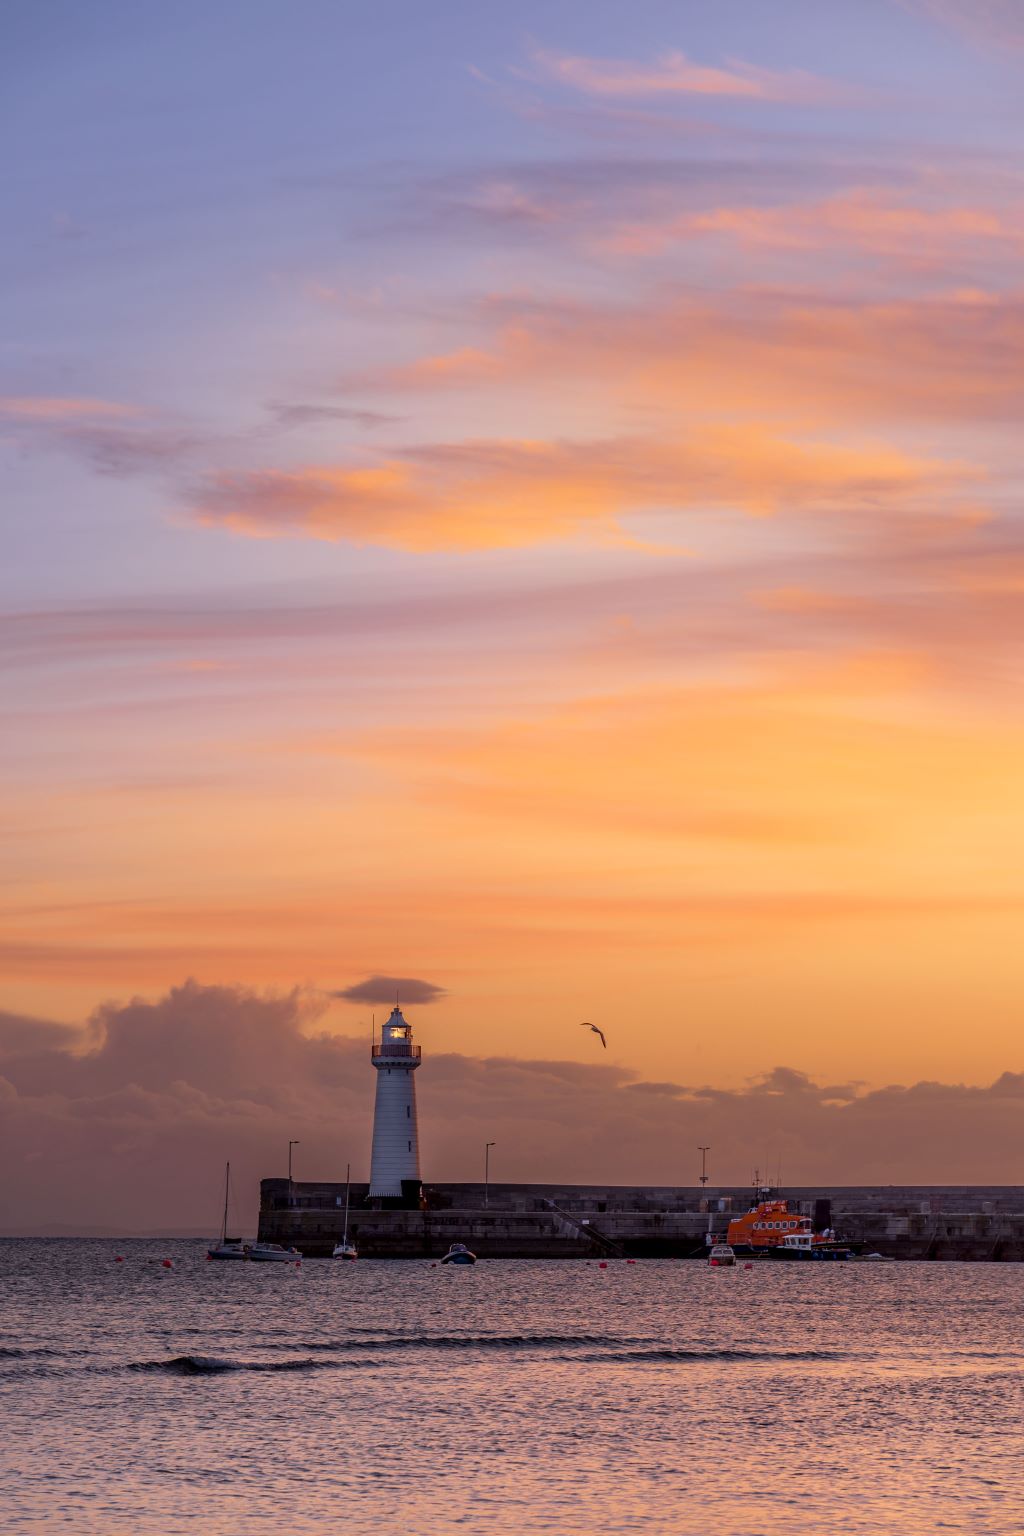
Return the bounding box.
[334,975,447,1006]
[1,981,1022,1235]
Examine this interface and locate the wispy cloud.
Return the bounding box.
[189,429,975,551]
[899,0,1024,49]
[0,396,140,422]
[602,189,1023,260]
[0,395,213,476]
[525,46,855,106]
[268,401,401,430]
[343,287,1024,430]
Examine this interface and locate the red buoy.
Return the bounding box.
[162,1259,173,1268]
[115,1256,124,1263]
[598,1261,608,1269]
[743,1262,753,1270]
[626,1259,636,1264]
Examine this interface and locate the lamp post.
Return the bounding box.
[698,1145,710,1188]
[288,1139,300,1202]
[484,1142,496,1208]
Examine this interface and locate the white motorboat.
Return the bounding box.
[440,1242,477,1265]
[708,1243,736,1267]
[331,1163,358,1260]
[247,1242,301,1263]
[207,1162,249,1261]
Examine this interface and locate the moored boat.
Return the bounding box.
[440,1242,476,1265]
[768,1230,854,1261]
[207,1240,249,1261]
[727,1194,857,1260]
[708,1244,736,1267]
[207,1162,249,1261]
[248,1242,302,1263]
[331,1163,358,1260]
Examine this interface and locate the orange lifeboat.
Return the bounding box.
[727,1200,815,1250]
[726,1198,854,1259]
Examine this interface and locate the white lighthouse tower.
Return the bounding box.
[368,1005,422,1202]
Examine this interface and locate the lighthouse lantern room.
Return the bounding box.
[368,1006,422,1203]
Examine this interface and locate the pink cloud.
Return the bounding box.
[0,396,140,422]
[188,429,975,552]
[527,46,852,105]
[900,0,1024,48]
[604,190,1021,260]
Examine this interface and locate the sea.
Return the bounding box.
[2,1240,1023,1535]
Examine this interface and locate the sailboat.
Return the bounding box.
[331,1163,358,1260]
[207,1162,248,1260]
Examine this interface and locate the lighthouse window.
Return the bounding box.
[406,1106,410,1118]
[407,1140,412,1151]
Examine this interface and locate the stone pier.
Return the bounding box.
[258,1180,1024,1260]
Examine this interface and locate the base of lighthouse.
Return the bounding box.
[368,1006,422,1206]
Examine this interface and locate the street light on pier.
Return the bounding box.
[484,1142,496,1208]
[288,1139,300,1191]
[698,1145,710,1188]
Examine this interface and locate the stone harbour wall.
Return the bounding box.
[258,1180,1024,1260]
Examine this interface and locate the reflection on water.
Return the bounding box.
[1,1240,1022,1534]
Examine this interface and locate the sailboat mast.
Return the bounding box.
[343,1162,351,1244]
[222,1161,230,1244]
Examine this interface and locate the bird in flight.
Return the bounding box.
[580,1022,607,1049]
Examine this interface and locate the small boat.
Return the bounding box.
[440,1242,477,1265]
[768,1230,854,1261]
[207,1162,249,1261]
[247,1242,302,1263]
[331,1164,358,1260]
[708,1243,736,1267]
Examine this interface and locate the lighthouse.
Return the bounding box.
[368,1005,422,1203]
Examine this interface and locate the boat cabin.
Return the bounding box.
[727,1199,816,1249]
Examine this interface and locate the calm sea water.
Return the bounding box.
[2,1240,1023,1535]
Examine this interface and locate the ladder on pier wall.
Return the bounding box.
[542,1199,626,1257]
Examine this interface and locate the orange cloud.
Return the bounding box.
[348,288,1024,430]
[0,396,140,422]
[605,190,1018,258]
[527,46,849,105]
[190,428,974,551]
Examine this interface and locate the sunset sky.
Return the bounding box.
[4,1,1024,1217]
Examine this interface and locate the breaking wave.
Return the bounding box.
[0,1345,67,1360]
[129,1355,331,1376]
[38,1339,850,1378]
[292,1333,660,1354]
[567,1347,845,1365]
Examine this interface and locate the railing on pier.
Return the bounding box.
[542,1198,626,1257]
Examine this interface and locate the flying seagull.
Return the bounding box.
[580,1022,607,1049]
